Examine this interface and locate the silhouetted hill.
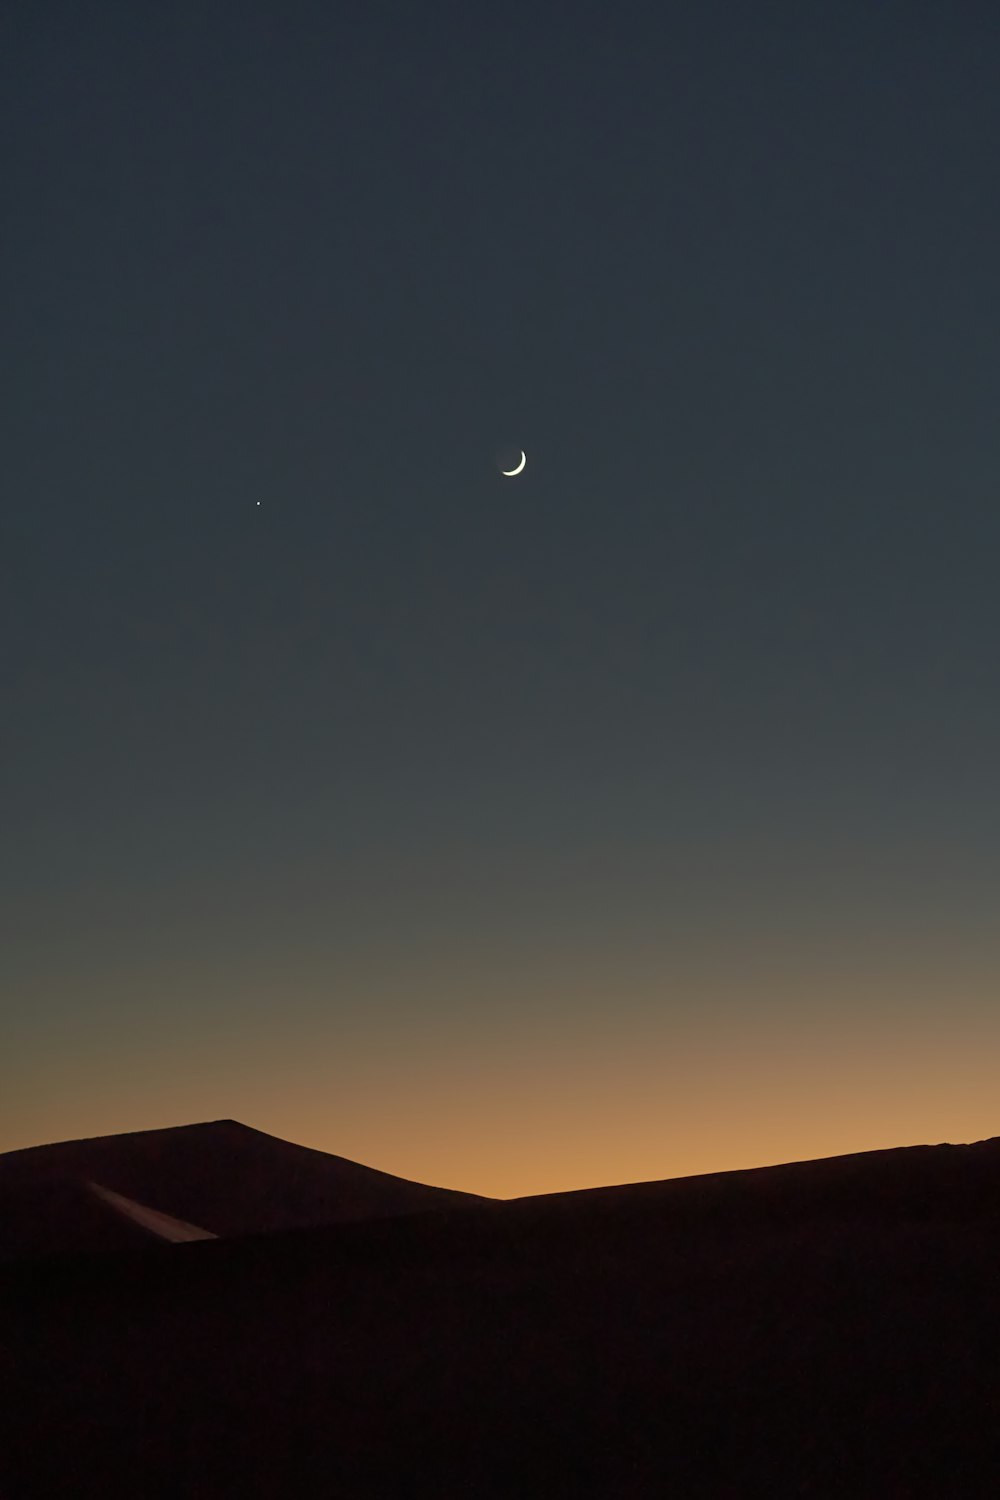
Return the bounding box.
[500,1133,1000,1230]
[2,1132,999,1496]
[0,1120,489,1257]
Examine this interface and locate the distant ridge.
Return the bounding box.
[5,1122,999,1264]
[503,1134,1000,1211]
[0,1119,491,1259]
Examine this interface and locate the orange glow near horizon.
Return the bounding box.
[5,964,998,1198]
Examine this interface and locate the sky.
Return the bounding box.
[3,1,999,1197]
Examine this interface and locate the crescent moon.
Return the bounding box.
[501,450,526,476]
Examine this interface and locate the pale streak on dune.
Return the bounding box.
[87,1180,218,1242]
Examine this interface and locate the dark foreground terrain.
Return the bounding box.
[2,1130,1000,1497]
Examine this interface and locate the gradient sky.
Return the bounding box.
[3,1,999,1197]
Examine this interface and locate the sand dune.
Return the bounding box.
[0,1119,489,1258]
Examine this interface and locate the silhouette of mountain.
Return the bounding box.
[0,1120,489,1257]
[500,1133,1000,1230]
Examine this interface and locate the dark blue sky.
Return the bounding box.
[3,1,999,1188]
